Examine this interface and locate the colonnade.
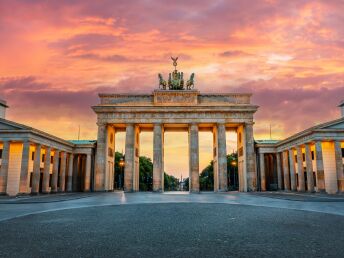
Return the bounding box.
[0,140,92,195]
[95,122,257,193]
[259,140,344,194]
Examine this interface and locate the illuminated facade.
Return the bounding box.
[0,95,343,195]
[256,102,344,194]
[0,101,95,196]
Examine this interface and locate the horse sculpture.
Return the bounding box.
[186,73,195,90]
[158,73,167,90]
[158,58,195,90]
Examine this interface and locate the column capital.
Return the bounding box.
[96,122,107,127]
[189,123,199,128]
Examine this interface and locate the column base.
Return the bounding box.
[41,191,51,194]
[30,192,39,196]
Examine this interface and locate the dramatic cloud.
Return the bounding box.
[1,0,344,175]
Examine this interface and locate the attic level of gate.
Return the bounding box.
[98,90,253,108]
[96,91,255,107]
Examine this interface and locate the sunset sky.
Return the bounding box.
[1,0,344,177]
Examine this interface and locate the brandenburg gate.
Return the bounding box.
[92,58,258,192]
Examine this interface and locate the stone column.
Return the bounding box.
[153,124,164,192]
[245,123,256,191]
[19,140,30,193]
[94,123,107,191]
[288,149,297,191]
[314,141,325,192]
[31,144,42,194]
[42,146,51,193]
[282,151,290,190]
[305,143,315,192]
[51,149,60,193]
[213,127,219,191]
[80,155,86,191]
[133,126,140,192]
[189,123,200,193]
[0,141,10,193]
[84,153,91,192]
[296,146,305,191]
[259,152,266,191]
[334,141,344,192]
[66,153,73,192]
[58,152,66,192]
[276,153,283,190]
[72,154,79,191]
[217,123,227,192]
[124,124,135,192]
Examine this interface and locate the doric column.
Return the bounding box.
[314,141,325,192]
[95,123,107,191]
[51,149,60,193]
[133,126,140,192]
[80,155,86,190]
[189,123,200,193]
[153,123,164,192]
[245,123,256,191]
[42,146,51,193]
[66,153,73,192]
[259,152,266,191]
[296,146,305,191]
[276,153,283,190]
[72,154,79,191]
[19,140,30,193]
[218,123,227,192]
[58,152,66,192]
[282,151,290,190]
[0,141,10,193]
[334,141,344,192]
[84,153,91,192]
[31,144,42,194]
[288,149,297,191]
[124,124,135,192]
[305,143,315,192]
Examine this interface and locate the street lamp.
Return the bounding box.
[119,157,125,190]
[231,160,237,190]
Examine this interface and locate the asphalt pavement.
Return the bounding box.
[0,192,344,257]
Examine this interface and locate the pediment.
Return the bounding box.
[0,119,31,131]
[317,118,344,130]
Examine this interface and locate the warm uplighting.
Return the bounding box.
[231,160,237,167]
[119,157,125,167]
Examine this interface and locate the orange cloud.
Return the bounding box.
[1,0,344,175]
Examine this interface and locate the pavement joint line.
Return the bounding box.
[0,194,96,204]
[1,198,344,223]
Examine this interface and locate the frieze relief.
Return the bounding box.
[98,111,254,120]
[154,90,199,105]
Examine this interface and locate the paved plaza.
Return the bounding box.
[0,192,343,257]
